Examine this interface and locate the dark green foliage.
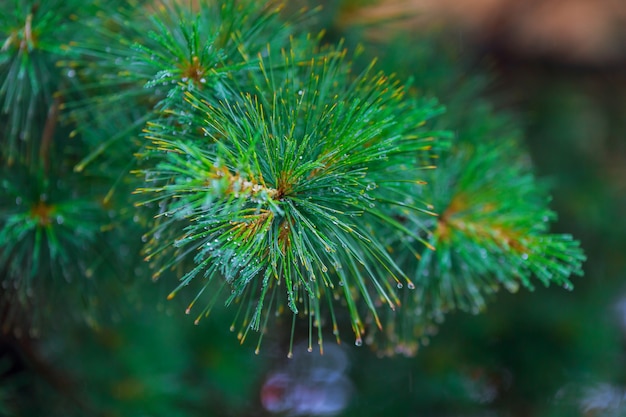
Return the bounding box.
[0,1,612,416]
[0,4,590,414]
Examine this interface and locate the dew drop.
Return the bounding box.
[56,215,64,225]
[66,69,76,78]
[396,283,403,289]
[15,197,22,205]
[407,282,415,290]
[355,338,363,346]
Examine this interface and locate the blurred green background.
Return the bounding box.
[2,1,626,416]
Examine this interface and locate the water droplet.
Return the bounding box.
[66,69,76,78]
[397,283,403,289]
[298,90,304,95]
[521,253,529,260]
[200,78,206,84]
[56,215,64,225]
[15,197,22,205]
[407,282,415,289]
[366,182,377,191]
[355,338,363,346]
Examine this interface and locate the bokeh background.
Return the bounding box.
[2,1,626,416]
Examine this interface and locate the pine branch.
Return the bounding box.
[314,30,588,356]
[134,37,444,351]
[0,0,586,358]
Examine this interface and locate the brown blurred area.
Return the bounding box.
[342,0,626,65]
[335,0,626,199]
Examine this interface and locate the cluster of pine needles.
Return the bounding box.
[0,0,584,356]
